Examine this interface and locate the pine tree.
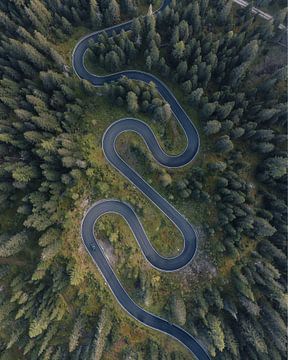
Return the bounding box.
[173,41,185,60]
[90,0,102,27]
[217,102,234,120]
[132,17,142,42]
[253,217,276,237]
[260,157,287,181]
[90,308,112,360]
[161,103,172,122]
[12,164,38,185]
[177,60,188,78]
[69,317,84,353]
[207,314,225,352]
[127,91,138,113]
[105,51,121,71]
[223,324,239,358]
[29,310,50,338]
[104,0,120,26]
[170,295,186,325]
[147,340,159,359]
[189,88,203,105]
[159,172,172,187]
[240,319,268,355]
[0,231,28,258]
[215,135,234,153]
[201,102,217,120]
[240,40,259,63]
[149,40,159,65]
[204,120,221,135]
[190,1,201,33]
[38,325,58,356]
[179,20,189,41]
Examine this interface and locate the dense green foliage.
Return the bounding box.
[0,0,287,359]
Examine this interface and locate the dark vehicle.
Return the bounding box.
[90,243,97,251]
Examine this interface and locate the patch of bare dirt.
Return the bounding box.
[98,237,118,267]
[178,226,217,287]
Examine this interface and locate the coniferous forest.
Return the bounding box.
[0,0,287,359]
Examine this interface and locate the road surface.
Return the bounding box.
[73,0,282,358]
[233,0,286,30]
[73,0,211,358]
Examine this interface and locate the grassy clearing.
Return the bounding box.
[76,94,190,257]
[54,26,88,64]
[73,82,210,260]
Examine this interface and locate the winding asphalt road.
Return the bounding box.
[73,0,283,358]
[72,0,211,357]
[72,0,283,357]
[72,1,284,358]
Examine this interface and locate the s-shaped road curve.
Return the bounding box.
[73,1,211,359]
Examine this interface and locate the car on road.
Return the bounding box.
[90,243,97,251]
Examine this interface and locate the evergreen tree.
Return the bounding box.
[162,103,172,122]
[204,120,221,135]
[127,91,138,113]
[215,135,234,153]
[90,0,102,28]
[90,308,112,360]
[104,0,120,26]
[0,232,28,257]
[69,317,84,353]
[207,314,225,352]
